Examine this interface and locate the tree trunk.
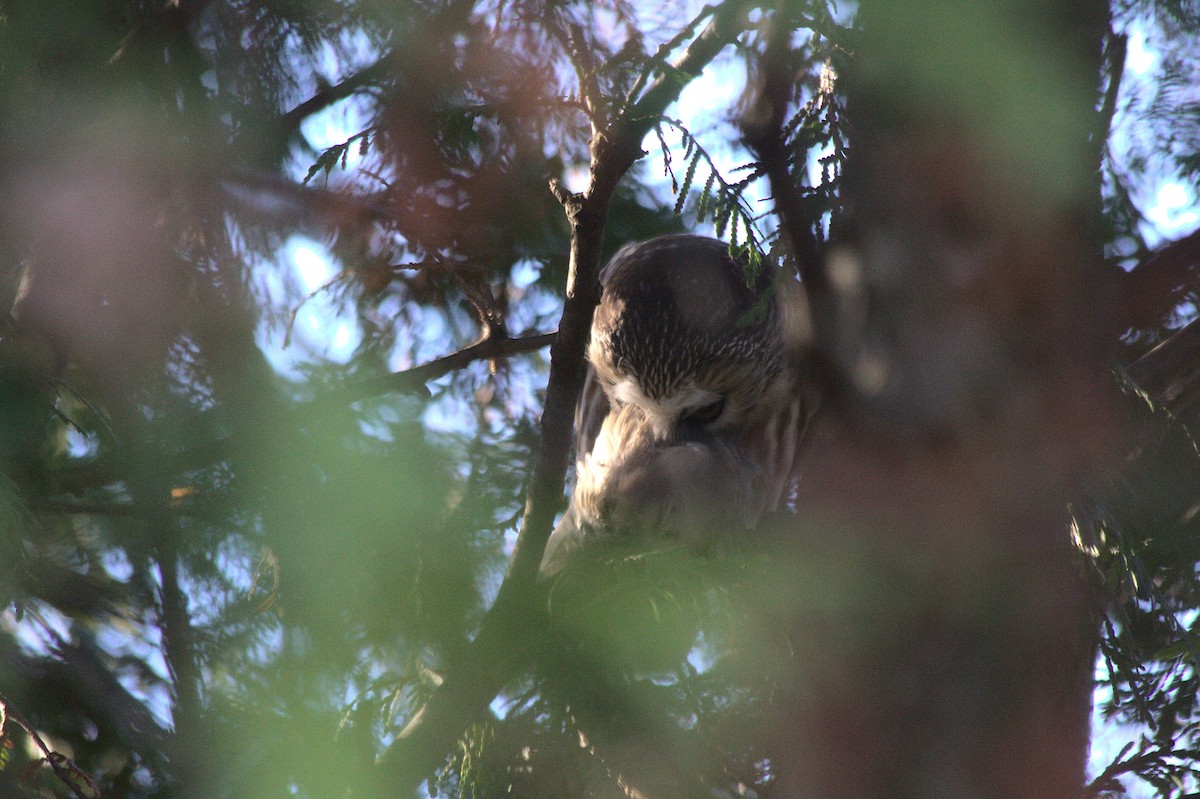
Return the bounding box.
[767,2,1112,796]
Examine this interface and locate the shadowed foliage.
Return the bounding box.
[0,2,1199,798]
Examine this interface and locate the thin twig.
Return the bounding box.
[342,331,557,401]
[622,4,718,115]
[283,272,351,349]
[271,0,477,140]
[1095,31,1127,156]
[0,692,98,799]
[740,13,824,293]
[277,56,396,139]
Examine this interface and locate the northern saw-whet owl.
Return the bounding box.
[540,234,816,576]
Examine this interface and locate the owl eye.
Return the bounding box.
[684,397,725,424]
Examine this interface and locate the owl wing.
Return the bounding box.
[574,364,610,464]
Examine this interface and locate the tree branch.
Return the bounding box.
[219,167,398,227]
[1125,315,1200,430]
[1121,227,1200,334]
[46,332,555,494]
[740,11,841,399]
[375,2,756,792]
[277,57,395,139]
[622,0,753,138]
[0,691,98,799]
[1095,30,1127,158]
[621,4,718,116]
[1125,317,1200,395]
[339,331,558,402]
[741,13,823,286]
[269,0,478,141]
[1112,229,1200,429]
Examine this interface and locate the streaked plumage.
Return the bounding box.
[540,234,817,576]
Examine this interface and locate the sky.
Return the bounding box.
[1118,23,1199,243]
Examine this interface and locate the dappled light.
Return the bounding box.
[0,2,1199,799]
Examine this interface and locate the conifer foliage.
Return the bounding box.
[0,1,1199,797]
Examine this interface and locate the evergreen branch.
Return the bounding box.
[658,118,765,256]
[621,4,719,115]
[0,692,98,799]
[278,57,395,139]
[739,11,846,403]
[1121,227,1200,336]
[44,332,556,494]
[375,2,757,792]
[563,22,608,134]
[741,12,825,295]
[1126,315,1200,428]
[301,129,375,186]
[283,271,354,350]
[1095,31,1127,158]
[272,0,478,140]
[220,167,398,226]
[618,0,754,149]
[346,331,556,400]
[1084,734,1200,799]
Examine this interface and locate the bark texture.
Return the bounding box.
[760,2,1112,796]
